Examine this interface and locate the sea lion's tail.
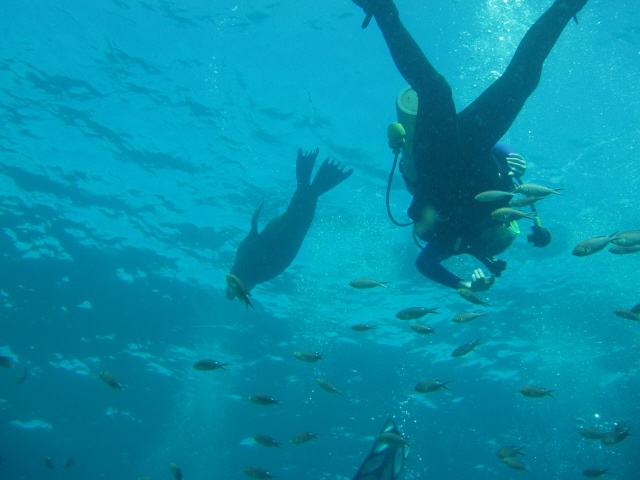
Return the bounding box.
[296,148,352,198]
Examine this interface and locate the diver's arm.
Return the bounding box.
[415,242,462,289]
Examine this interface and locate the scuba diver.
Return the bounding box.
[353,0,588,291]
[352,418,411,480]
[227,148,352,303]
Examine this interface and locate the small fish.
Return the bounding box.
[377,431,412,446]
[451,338,482,358]
[452,311,487,323]
[349,278,388,289]
[613,420,630,433]
[474,190,515,202]
[583,468,609,477]
[293,351,322,363]
[613,309,640,321]
[316,377,342,394]
[608,244,640,255]
[509,196,545,208]
[610,229,640,247]
[244,466,275,479]
[99,371,124,391]
[249,394,281,406]
[414,379,450,393]
[169,462,183,480]
[290,431,319,445]
[193,359,228,371]
[579,427,608,440]
[253,434,282,448]
[457,288,490,306]
[633,304,640,314]
[519,385,554,398]
[395,306,438,320]
[601,430,631,445]
[45,457,55,469]
[64,458,74,468]
[514,183,562,197]
[572,233,619,257]
[351,323,376,331]
[496,446,525,459]
[409,323,435,335]
[15,367,28,385]
[502,456,528,471]
[0,355,14,368]
[226,273,253,309]
[491,207,536,222]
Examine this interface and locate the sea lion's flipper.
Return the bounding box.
[310,158,353,198]
[249,202,264,237]
[296,148,319,187]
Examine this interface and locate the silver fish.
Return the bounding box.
[414,379,450,393]
[395,306,438,320]
[316,377,342,394]
[457,288,490,306]
[253,434,282,448]
[502,456,528,471]
[451,338,482,358]
[349,278,388,289]
[452,311,487,323]
[509,196,545,208]
[409,323,435,335]
[573,233,619,256]
[293,351,323,363]
[608,244,640,255]
[491,207,536,222]
[351,323,376,331]
[519,384,554,398]
[514,183,562,197]
[474,190,515,202]
[610,229,640,247]
[496,446,525,459]
[290,431,320,445]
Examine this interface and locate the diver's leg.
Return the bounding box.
[457,0,589,152]
[359,1,459,222]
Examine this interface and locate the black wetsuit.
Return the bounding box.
[368,0,586,288]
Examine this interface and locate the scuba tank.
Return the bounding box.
[395,86,418,193]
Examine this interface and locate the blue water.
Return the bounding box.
[1,1,639,479]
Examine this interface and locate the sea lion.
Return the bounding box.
[227,148,352,299]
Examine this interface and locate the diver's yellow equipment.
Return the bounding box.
[507,220,521,236]
[387,122,405,154]
[385,120,413,229]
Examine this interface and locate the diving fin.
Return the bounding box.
[352,419,411,480]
